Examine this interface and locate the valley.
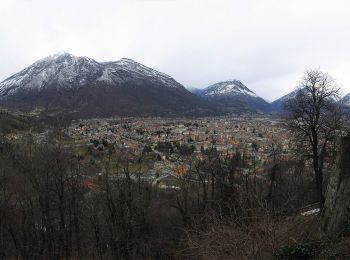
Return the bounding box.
[0,53,349,259]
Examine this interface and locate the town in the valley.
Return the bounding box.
[63,115,312,190]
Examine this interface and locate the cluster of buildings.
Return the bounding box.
[66,116,297,185]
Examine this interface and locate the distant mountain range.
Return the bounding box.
[1,52,350,118]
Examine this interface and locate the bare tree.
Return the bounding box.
[266,140,282,214]
[284,69,345,213]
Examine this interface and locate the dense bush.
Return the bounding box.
[272,242,321,260]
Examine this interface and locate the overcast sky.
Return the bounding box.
[1,0,350,101]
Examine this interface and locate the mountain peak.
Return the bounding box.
[194,80,269,113]
[0,52,104,96]
[39,52,97,64]
[106,57,177,86]
[39,52,75,62]
[202,80,258,98]
[270,89,303,112]
[119,57,138,63]
[51,51,75,58]
[224,79,243,84]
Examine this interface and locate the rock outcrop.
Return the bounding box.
[323,134,350,237]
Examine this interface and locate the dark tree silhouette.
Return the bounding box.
[284,69,345,213]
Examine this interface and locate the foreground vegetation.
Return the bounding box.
[1,131,349,259]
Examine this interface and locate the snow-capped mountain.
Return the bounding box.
[201,80,258,98]
[341,93,350,106]
[0,53,183,96]
[195,80,270,113]
[269,89,302,112]
[0,53,216,117]
[0,53,103,96]
[101,58,181,88]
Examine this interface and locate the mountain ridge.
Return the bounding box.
[3,53,332,117]
[0,53,218,118]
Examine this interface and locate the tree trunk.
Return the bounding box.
[312,137,325,213]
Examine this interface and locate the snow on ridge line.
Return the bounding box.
[110,58,175,81]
